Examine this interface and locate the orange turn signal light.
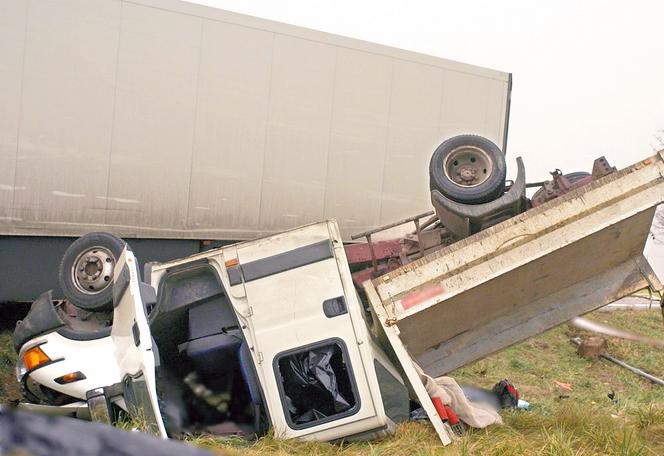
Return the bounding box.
[225,258,239,268]
[23,346,51,371]
[55,371,86,385]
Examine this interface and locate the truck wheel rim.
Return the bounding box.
[72,246,115,295]
[442,146,494,188]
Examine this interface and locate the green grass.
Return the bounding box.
[0,331,21,406]
[3,308,664,455]
[631,288,661,300]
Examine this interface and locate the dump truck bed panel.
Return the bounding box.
[365,154,664,378]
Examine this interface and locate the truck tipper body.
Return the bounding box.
[14,152,664,446]
[365,153,664,379]
[0,0,510,303]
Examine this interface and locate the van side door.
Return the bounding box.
[225,222,377,439]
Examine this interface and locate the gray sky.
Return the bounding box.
[188,0,664,182]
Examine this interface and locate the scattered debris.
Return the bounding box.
[554,381,573,391]
[571,337,664,387]
[576,336,608,359]
[492,379,520,409]
[601,352,664,387]
[517,400,530,410]
[416,365,503,430]
[410,377,529,436]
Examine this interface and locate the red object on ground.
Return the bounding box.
[431,396,460,426]
[554,380,573,391]
[444,405,459,425]
[431,396,449,421]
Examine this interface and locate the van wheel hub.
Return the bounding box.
[72,247,115,294]
[442,145,493,188]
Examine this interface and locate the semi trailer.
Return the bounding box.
[0,0,511,303]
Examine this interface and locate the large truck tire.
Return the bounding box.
[563,171,591,184]
[58,232,126,312]
[530,171,591,205]
[429,135,507,204]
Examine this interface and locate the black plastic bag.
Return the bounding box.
[279,345,354,425]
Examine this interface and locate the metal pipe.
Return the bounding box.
[410,215,438,235]
[571,338,664,386]
[351,211,434,240]
[365,234,378,274]
[600,352,664,387]
[413,219,425,259]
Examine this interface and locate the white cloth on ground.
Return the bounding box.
[414,362,503,428]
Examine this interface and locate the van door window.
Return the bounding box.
[274,339,360,429]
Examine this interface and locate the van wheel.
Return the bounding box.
[59,232,126,312]
[429,135,507,204]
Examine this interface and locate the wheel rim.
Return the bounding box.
[71,246,115,295]
[442,145,494,188]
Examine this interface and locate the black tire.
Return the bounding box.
[531,171,591,203]
[429,134,507,204]
[58,232,126,312]
[565,171,590,184]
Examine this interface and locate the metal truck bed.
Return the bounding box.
[365,152,664,378]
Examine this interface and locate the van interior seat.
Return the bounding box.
[185,299,243,377]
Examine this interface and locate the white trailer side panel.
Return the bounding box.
[0,0,27,222]
[106,2,201,231]
[0,0,510,241]
[13,0,120,227]
[188,20,274,233]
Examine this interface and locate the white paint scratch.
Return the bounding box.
[52,190,85,198]
[0,184,26,191]
[96,196,139,204]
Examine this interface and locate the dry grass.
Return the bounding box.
[3,307,664,455]
[184,403,663,456]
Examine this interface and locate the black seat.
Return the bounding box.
[185,299,242,377]
[239,340,263,407]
